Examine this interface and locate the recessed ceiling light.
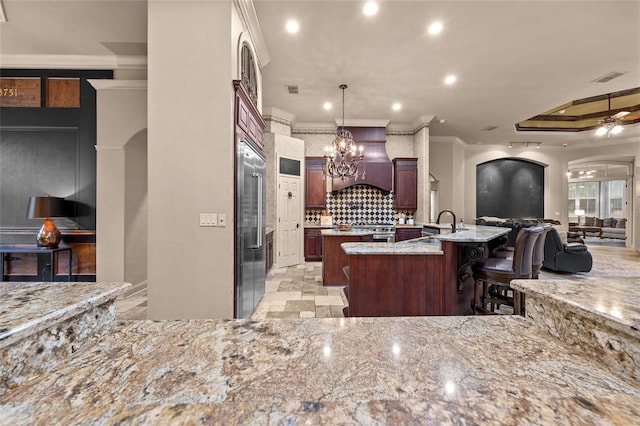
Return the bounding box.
[439,119,446,124]
[428,21,443,35]
[558,109,566,114]
[392,103,401,111]
[363,2,379,16]
[444,74,457,85]
[323,102,332,110]
[285,20,300,34]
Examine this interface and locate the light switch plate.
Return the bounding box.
[200,213,218,227]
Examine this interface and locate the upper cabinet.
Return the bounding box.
[305,157,326,209]
[393,158,418,211]
[233,80,264,148]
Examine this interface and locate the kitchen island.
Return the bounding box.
[1,279,639,423]
[321,228,373,286]
[342,225,510,317]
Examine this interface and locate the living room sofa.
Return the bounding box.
[579,217,627,240]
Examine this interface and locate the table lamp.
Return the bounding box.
[574,209,585,225]
[26,196,67,248]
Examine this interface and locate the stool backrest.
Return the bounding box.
[511,226,544,278]
[532,224,552,268]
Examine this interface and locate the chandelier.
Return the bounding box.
[324,84,364,180]
[595,94,626,137]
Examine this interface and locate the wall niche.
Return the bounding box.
[476,158,544,219]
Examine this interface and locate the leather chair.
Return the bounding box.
[542,227,592,274]
[472,226,543,315]
[493,224,551,279]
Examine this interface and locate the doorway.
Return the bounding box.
[277,174,301,267]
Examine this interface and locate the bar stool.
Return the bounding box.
[472,226,543,315]
[492,224,551,279]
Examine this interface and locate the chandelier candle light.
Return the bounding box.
[595,93,627,137]
[324,84,364,180]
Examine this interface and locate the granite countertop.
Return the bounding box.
[342,238,443,255]
[0,281,130,349]
[434,225,511,242]
[2,315,639,423]
[320,228,375,237]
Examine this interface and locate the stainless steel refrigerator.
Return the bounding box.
[235,137,266,319]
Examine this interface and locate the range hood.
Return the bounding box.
[332,127,393,192]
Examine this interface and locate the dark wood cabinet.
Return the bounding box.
[395,227,422,242]
[393,158,418,211]
[322,233,373,286]
[234,80,264,149]
[304,228,323,261]
[305,157,326,209]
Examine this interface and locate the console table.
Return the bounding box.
[1,245,72,281]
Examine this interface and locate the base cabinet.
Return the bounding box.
[304,228,323,261]
[395,227,422,242]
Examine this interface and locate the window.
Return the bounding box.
[568,180,627,219]
[240,43,258,106]
[568,161,630,220]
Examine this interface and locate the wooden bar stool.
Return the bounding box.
[472,226,543,315]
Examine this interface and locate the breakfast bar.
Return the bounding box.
[341,225,511,317]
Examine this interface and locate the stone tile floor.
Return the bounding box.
[250,262,347,319]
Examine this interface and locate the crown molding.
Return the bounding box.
[335,118,390,128]
[233,0,270,68]
[0,53,146,70]
[262,106,295,126]
[88,80,147,91]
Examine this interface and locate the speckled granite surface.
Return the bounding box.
[0,282,130,396]
[320,228,375,236]
[1,316,639,424]
[434,225,511,242]
[0,281,131,348]
[342,239,443,255]
[512,277,640,381]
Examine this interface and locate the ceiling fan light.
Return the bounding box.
[611,125,623,134]
[595,126,608,136]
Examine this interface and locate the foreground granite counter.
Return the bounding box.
[2,315,639,424]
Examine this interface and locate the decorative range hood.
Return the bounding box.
[331,127,392,192]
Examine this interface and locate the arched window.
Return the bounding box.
[240,42,258,106]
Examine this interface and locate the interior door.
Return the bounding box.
[277,175,301,267]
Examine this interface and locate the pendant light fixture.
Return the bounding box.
[324,84,364,180]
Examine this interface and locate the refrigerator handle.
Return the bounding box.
[254,172,263,248]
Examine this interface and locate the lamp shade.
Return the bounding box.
[26,196,67,219]
[574,209,586,216]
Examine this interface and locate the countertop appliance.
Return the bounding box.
[235,137,266,319]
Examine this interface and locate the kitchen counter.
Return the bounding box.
[320,228,375,237]
[1,280,640,423]
[342,237,442,255]
[433,224,511,242]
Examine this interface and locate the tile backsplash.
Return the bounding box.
[305,184,412,225]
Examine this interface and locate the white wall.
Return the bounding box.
[147,1,240,319]
[124,130,148,286]
[91,80,147,286]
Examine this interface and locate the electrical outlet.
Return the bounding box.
[218,214,226,227]
[199,213,218,227]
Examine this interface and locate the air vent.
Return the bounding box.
[482,125,498,131]
[286,85,299,94]
[592,72,625,83]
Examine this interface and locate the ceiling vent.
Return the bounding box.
[286,85,299,94]
[482,125,498,131]
[592,72,625,83]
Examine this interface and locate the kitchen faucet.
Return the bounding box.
[436,209,457,233]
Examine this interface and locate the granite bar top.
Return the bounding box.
[342,238,443,255]
[512,277,640,336]
[321,228,375,237]
[434,224,511,242]
[0,281,131,349]
[512,277,640,381]
[1,316,639,424]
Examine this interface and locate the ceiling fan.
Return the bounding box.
[595,94,631,136]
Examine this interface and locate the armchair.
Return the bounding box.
[542,227,592,274]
